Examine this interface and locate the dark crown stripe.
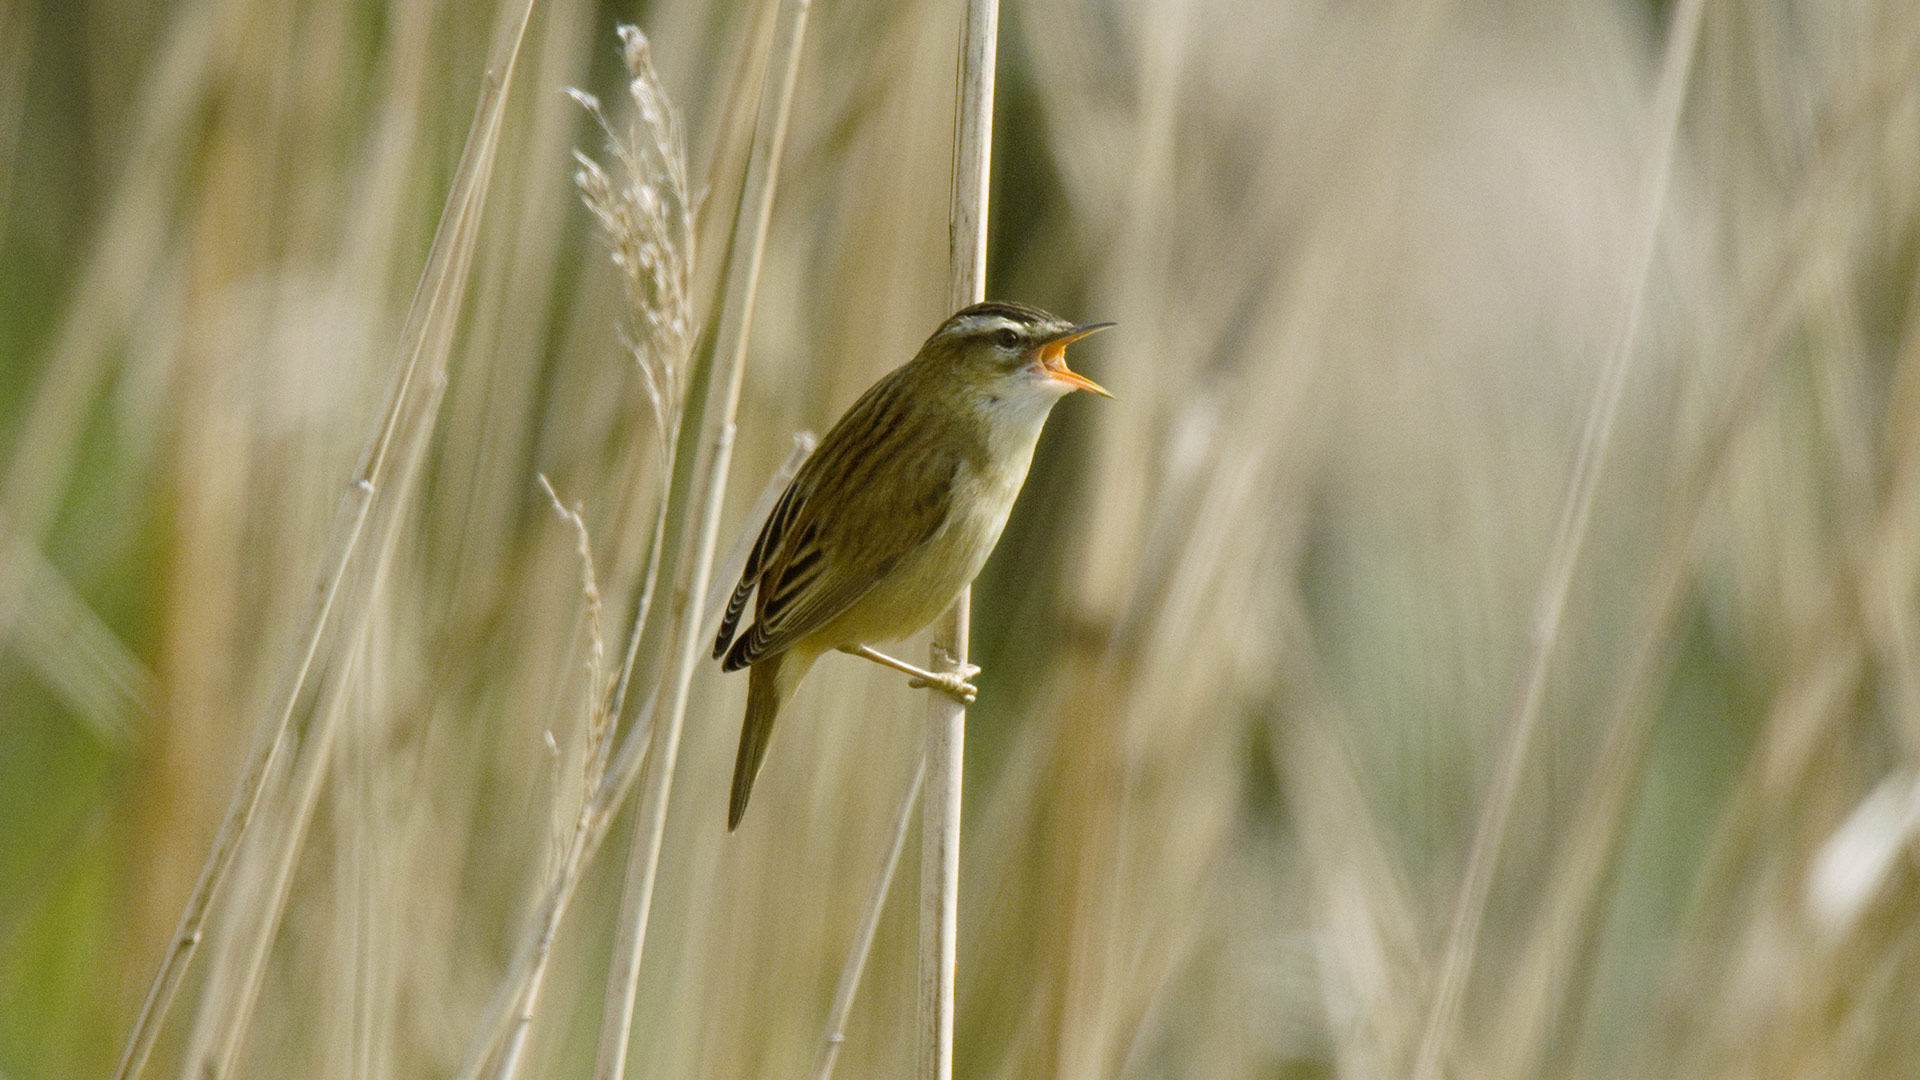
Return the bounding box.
[947,299,1054,327]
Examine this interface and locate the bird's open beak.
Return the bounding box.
[1038,322,1115,398]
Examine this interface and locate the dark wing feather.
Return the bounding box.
[720,378,957,671]
[713,478,807,660]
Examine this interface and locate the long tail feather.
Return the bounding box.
[729,653,786,831]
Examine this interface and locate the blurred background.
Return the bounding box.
[6,0,1920,1077]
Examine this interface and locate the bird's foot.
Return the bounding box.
[908,666,980,704]
[845,643,981,704]
[910,645,980,703]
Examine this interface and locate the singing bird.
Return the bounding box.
[712,301,1111,829]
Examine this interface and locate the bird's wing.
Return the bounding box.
[712,477,806,660]
[720,406,957,671]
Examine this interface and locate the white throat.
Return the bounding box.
[978,383,1069,468]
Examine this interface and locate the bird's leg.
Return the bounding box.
[927,642,983,686]
[842,644,980,704]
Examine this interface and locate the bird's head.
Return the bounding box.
[924,301,1113,404]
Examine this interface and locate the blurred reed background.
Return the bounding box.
[5,0,1920,1077]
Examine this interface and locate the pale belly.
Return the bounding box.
[812,464,1022,649]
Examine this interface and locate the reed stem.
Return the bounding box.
[593,1,812,1077]
[105,7,537,1076]
[920,2,998,1078]
[1408,0,1705,1074]
[812,757,927,1080]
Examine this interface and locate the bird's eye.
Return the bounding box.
[993,328,1021,349]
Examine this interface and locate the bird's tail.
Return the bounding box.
[730,652,789,831]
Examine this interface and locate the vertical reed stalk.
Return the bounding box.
[1495,25,1920,1078]
[105,6,538,1077]
[450,436,808,1079]
[922,2,997,1078]
[450,21,787,1066]
[463,21,696,1080]
[593,1,812,1077]
[813,758,927,1080]
[1407,0,1705,1075]
[176,640,361,1079]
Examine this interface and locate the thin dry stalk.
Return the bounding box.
[106,6,539,1077]
[1407,0,1705,1074]
[179,611,383,1080]
[920,2,998,1079]
[539,478,613,790]
[173,704,308,1079]
[574,24,696,736]
[1277,707,1426,1079]
[489,478,616,1080]
[920,615,970,1080]
[592,0,811,1072]
[568,23,698,707]
[555,12,776,924]
[1493,24,1920,1075]
[447,444,808,1080]
[813,757,927,1080]
[563,23,697,822]
[450,25,695,1080]
[176,636,337,1078]
[1053,398,1284,1080]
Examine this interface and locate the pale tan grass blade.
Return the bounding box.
[812,756,925,1080]
[107,3,541,1075]
[1410,2,1706,1075]
[1491,18,1920,1078]
[593,3,806,1076]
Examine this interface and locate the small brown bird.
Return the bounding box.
[712,301,1111,829]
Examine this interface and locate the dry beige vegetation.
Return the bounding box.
[4,0,1920,1077]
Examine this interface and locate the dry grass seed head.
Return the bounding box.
[567,25,694,449]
